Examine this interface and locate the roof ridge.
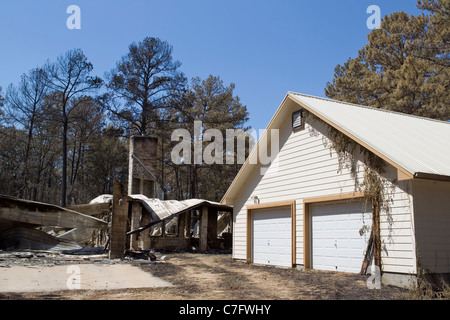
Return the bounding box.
[288,91,450,125]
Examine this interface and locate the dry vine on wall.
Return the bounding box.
[305,111,388,274]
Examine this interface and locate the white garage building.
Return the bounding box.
[221,92,450,288]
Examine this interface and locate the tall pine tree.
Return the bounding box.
[325,0,449,120]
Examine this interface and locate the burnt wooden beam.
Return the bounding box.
[66,203,111,216]
[127,220,161,236]
[0,206,107,230]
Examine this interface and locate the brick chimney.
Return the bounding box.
[128,136,158,198]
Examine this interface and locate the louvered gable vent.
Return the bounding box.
[292,110,304,130]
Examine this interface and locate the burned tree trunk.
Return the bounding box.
[372,198,382,270]
[360,198,382,275]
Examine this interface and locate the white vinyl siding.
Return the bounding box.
[232,115,416,275]
[372,176,416,274]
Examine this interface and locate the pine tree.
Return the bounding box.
[106,37,187,136]
[325,1,449,120]
[164,75,249,201]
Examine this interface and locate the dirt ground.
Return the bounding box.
[0,251,411,300]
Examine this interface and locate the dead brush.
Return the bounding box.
[407,268,450,300]
[408,275,436,300]
[221,274,247,290]
[439,282,450,300]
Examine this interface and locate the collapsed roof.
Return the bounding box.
[0,195,108,251]
[0,192,232,251]
[124,195,232,235]
[0,195,108,232]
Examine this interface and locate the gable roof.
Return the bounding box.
[221,92,450,204]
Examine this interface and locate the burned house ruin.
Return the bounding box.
[0,135,232,258]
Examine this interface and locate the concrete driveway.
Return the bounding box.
[0,263,173,293]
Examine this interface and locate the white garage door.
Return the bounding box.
[252,207,292,267]
[311,200,372,273]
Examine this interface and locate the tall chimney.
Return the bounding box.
[128,136,158,198]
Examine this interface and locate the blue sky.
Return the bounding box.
[0,0,422,131]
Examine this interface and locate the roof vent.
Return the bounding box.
[292,110,304,131]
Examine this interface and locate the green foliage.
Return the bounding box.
[325,3,449,120]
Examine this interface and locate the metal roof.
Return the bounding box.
[0,194,108,231]
[289,92,450,178]
[221,92,450,205]
[127,195,232,235]
[90,194,231,235]
[129,195,231,222]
